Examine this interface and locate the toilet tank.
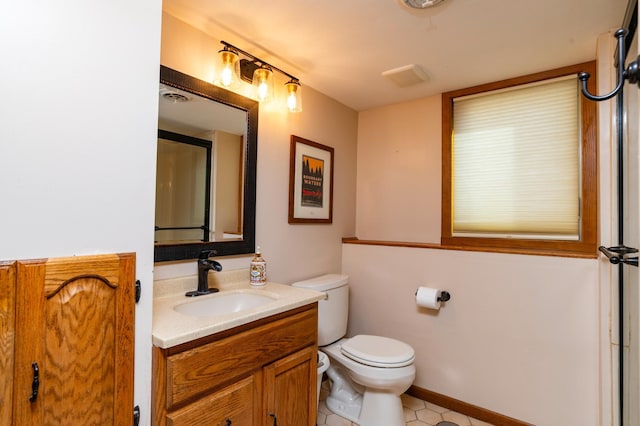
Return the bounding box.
[292,274,349,346]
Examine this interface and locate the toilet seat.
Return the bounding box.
[341,335,415,368]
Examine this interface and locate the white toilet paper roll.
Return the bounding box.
[415,286,441,310]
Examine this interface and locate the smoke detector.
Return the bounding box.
[401,0,445,9]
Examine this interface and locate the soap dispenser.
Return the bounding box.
[250,246,267,286]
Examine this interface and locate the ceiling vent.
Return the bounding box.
[159,87,190,103]
[401,0,445,9]
[381,64,429,87]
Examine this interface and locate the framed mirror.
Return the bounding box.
[154,65,258,262]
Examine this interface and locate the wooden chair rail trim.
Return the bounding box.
[342,237,598,259]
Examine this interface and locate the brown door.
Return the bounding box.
[263,345,317,426]
[12,253,135,425]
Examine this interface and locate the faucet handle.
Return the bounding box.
[199,249,217,259]
[209,260,223,272]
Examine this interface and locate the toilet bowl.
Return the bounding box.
[292,274,417,426]
[317,351,330,409]
[321,336,416,426]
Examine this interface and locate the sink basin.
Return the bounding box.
[173,291,277,317]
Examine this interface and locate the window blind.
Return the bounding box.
[452,76,580,239]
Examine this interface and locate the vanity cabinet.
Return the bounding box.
[153,303,318,426]
[0,253,136,425]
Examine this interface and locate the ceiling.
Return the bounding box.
[163,0,630,111]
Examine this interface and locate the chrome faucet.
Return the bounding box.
[186,250,222,297]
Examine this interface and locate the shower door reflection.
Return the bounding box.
[155,131,211,243]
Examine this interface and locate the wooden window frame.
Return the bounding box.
[441,62,598,257]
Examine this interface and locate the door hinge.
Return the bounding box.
[135,280,141,303]
[133,405,140,426]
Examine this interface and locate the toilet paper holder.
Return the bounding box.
[414,288,451,302]
[437,290,451,302]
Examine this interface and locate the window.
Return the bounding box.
[441,62,597,256]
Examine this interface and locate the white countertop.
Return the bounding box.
[152,269,324,348]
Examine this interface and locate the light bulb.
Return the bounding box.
[285,80,302,112]
[287,91,297,111]
[221,67,233,87]
[252,67,273,102]
[217,48,238,87]
[257,80,269,101]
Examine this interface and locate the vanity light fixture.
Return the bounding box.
[215,45,240,88]
[216,41,303,112]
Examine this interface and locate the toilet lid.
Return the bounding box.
[341,335,415,368]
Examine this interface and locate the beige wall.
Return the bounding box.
[345,34,619,426]
[344,245,600,425]
[157,13,358,283]
[2,3,622,425]
[214,130,242,238]
[356,95,442,242]
[158,10,619,426]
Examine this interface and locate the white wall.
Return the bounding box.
[346,33,619,425]
[0,1,161,424]
[156,13,358,283]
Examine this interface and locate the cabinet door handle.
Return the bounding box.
[269,412,277,426]
[225,419,232,426]
[29,362,40,403]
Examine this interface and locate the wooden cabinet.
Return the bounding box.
[264,346,316,426]
[0,261,16,425]
[0,253,136,425]
[153,303,318,426]
[167,374,259,426]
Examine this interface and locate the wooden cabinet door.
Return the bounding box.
[12,253,135,425]
[166,373,261,426]
[263,346,317,426]
[0,261,16,425]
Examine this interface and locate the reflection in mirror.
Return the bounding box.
[155,66,258,262]
[155,130,211,243]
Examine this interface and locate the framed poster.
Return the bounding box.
[288,135,334,224]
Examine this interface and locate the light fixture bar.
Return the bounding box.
[220,40,300,84]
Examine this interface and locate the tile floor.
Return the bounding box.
[316,381,495,426]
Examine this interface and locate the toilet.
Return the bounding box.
[292,274,416,426]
